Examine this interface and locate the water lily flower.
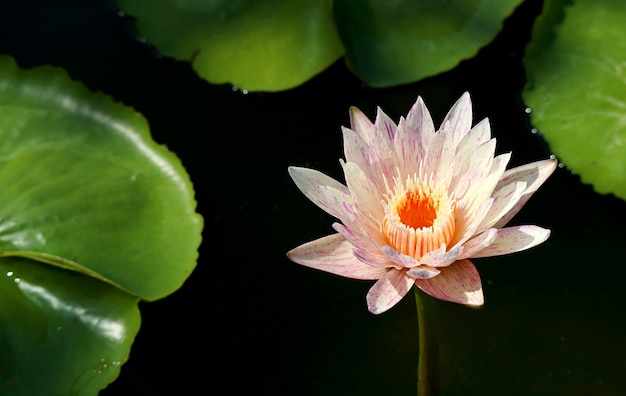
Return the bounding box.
[287,93,556,314]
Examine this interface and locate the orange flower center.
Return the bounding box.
[397,191,436,229]
[382,174,456,260]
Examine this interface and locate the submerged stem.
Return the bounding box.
[415,287,439,396]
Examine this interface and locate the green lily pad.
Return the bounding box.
[523,0,626,199]
[0,56,202,394]
[333,0,524,87]
[117,0,344,92]
[0,56,203,301]
[0,257,140,396]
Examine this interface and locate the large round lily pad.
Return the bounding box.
[0,56,202,395]
[523,0,626,199]
[117,0,344,92]
[0,56,203,301]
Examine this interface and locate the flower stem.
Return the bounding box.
[415,288,439,396]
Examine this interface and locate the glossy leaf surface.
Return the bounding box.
[0,258,141,395]
[0,56,202,394]
[118,0,344,92]
[0,56,203,301]
[523,0,626,199]
[334,0,524,87]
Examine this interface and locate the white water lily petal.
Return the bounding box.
[477,180,528,232]
[332,222,367,249]
[452,196,494,248]
[349,106,374,140]
[394,116,421,177]
[382,245,420,268]
[458,228,498,259]
[407,266,441,279]
[288,93,555,313]
[288,166,351,219]
[493,159,558,228]
[342,161,385,220]
[471,225,551,258]
[405,97,436,160]
[374,107,398,142]
[354,246,397,269]
[332,222,394,268]
[365,110,399,191]
[420,245,463,268]
[342,126,371,173]
[287,234,388,280]
[457,152,511,219]
[451,136,496,198]
[426,119,457,187]
[416,259,483,306]
[440,91,473,149]
[366,269,414,314]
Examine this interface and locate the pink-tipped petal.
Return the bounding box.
[451,137,496,199]
[366,269,414,314]
[492,159,557,228]
[420,245,463,268]
[342,161,385,220]
[374,107,398,141]
[342,126,371,173]
[332,223,395,268]
[354,247,397,269]
[287,234,387,280]
[407,266,441,279]
[415,259,483,306]
[477,180,527,232]
[458,228,498,259]
[440,92,473,147]
[382,245,421,268]
[349,106,374,139]
[424,121,457,186]
[393,117,422,177]
[288,166,351,219]
[470,225,551,258]
[405,97,436,156]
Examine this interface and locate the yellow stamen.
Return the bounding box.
[382,173,456,260]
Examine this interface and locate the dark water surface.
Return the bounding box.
[1,1,626,395]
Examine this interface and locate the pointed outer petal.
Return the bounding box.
[374,107,398,141]
[454,152,511,238]
[331,222,360,246]
[354,247,398,269]
[424,121,457,187]
[341,161,385,220]
[492,159,558,228]
[342,127,371,174]
[476,180,528,233]
[405,96,436,156]
[415,259,484,306]
[366,269,415,314]
[458,228,498,259]
[287,234,388,280]
[335,197,387,247]
[382,245,420,268]
[470,225,551,259]
[393,116,422,177]
[450,197,493,248]
[332,223,393,268]
[450,131,495,199]
[420,245,463,268]
[366,122,397,191]
[407,266,441,279]
[440,92,473,148]
[349,106,374,141]
[288,166,351,219]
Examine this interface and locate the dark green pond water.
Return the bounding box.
[2,1,625,395]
